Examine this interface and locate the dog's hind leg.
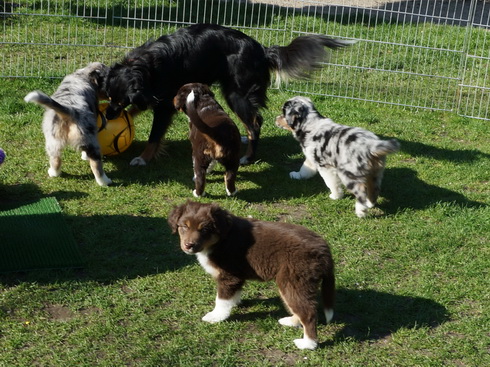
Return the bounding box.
[278,282,319,350]
[83,144,112,186]
[192,154,210,197]
[48,155,62,178]
[223,89,264,165]
[223,161,238,196]
[348,182,371,217]
[45,140,63,178]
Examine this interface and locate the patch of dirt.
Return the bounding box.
[43,304,74,321]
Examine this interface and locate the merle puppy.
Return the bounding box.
[276,96,400,217]
[104,23,353,166]
[174,83,241,197]
[24,62,111,186]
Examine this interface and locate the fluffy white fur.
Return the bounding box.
[202,291,242,323]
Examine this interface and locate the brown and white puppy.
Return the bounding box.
[168,200,335,350]
[276,96,400,217]
[24,62,111,186]
[174,83,241,197]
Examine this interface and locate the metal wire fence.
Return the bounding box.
[1,0,489,121]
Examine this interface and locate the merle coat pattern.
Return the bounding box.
[276,96,400,217]
[24,62,112,186]
[173,83,241,197]
[168,200,335,350]
[103,23,353,166]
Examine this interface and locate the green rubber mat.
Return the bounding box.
[0,197,83,272]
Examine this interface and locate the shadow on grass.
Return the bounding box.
[229,287,449,347]
[0,182,187,283]
[99,133,488,212]
[0,214,187,285]
[397,138,490,163]
[381,167,487,214]
[331,288,449,344]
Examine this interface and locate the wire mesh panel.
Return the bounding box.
[1,0,489,121]
[285,0,489,119]
[457,0,490,120]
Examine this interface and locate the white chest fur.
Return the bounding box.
[196,251,220,278]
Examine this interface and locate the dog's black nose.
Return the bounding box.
[184,243,195,251]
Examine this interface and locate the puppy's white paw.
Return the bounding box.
[290,171,302,180]
[193,189,205,198]
[226,188,237,197]
[279,317,301,328]
[130,157,147,166]
[202,311,228,323]
[294,338,317,350]
[355,201,369,218]
[325,309,334,323]
[81,151,88,161]
[96,174,112,187]
[48,168,61,177]
[329,192,344,200]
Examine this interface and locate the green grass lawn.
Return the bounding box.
[1,4,490,365]
[0,76,488,366]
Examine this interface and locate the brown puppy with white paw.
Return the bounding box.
[168,200,335,350]
[174,83,241,197]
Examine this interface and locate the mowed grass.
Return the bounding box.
[1,4,490,366]
[0,76,489,366]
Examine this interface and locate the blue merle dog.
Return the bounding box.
[276,96,400,217]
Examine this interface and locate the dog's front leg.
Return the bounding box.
[202,281,243,323]
[290,158,317,180]
[130,103,175,166]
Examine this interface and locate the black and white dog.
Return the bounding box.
[276,97,400,217]
[24,62,112,186]
[103,23,353,166]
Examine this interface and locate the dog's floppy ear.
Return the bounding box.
[173,90,186,112]
[128,66,153,111]
[284,99,307,126]
[89,63,109,88]
[209,204,233,236]
[168,203,186,234]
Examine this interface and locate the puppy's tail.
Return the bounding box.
[24,91,72,118]
[321,267,336,324]
[184,90,215,136]
[266,35,355,86]
[371,138,400,157]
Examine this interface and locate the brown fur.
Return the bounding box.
[173,83,241,197]
[168,200,335,349]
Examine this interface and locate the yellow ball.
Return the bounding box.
[97,103,135,156]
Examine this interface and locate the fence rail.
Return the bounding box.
[1,0,489,121]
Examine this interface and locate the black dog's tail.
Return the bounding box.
[24,91,72,118]
[266,35,355,85]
